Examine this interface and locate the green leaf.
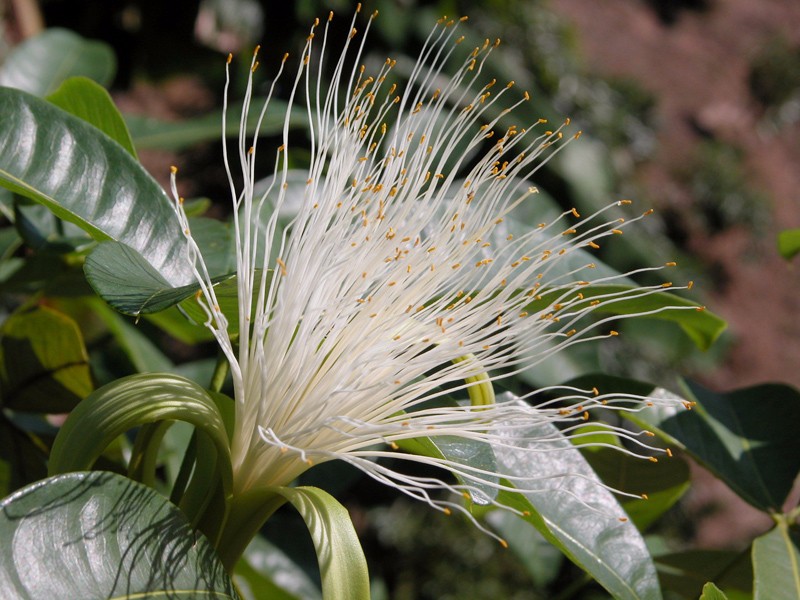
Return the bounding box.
[582,446,691,530]
[701,582,731,600]
[526,284,726,351]
[0,305,92,413]
[753,522,800,600]
[0,29,115,97]
[399,434,499,505]
[48,372,232,499]
[0,87,194,286]
[273,486,370,600]
[627,381,800,512]
[777,228,800,260]
[85,217,233,316]
[0,471,238,599]
[47,76,137,157]
[492,393,662,600]
[235,534,322,600]
[84,241,205,316]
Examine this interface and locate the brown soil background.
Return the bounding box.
[551,0,800,548]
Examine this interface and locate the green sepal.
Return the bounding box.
[273,486,370,600]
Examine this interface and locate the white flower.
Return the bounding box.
[169,8,693,538]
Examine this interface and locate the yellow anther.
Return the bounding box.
[665,261,677,267]
[648,457,658,463]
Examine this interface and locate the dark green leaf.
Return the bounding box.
[47,77,137,157]
[274,486,370,600]
[0,471,238,599]
[582,446,690,530]
[84,241,206,315]
[0,305,92,413]
[0,29,115,96]
[753,522,800,600]
[85,216,233,316]
[492,393,662,600]
[0,87,194,287]
[777,228,800,260]
[628,381,800,512]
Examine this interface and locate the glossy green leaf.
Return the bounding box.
[84,241,206,315]
[701,582,730,600]
[49,373,232,499]
[582,446,690,530]
[0,29,115,97]
[0,305,92,413]
[0,87,194,286]
[85,215,233,316]
[777,228,800,260]
[753,522,800,600]
[399,434,499,504]
[655,549,752,598]
[125,98,302,151]
[274,486,370,600]
[526,285,726,351]
[627,381,800,512]
[47,77,137,157]
[492,393,662,600]
[0,471,238,599]
[235,534,322,600]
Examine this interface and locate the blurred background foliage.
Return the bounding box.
[1,0,799,598]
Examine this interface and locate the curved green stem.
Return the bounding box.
[215,488,286,573]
